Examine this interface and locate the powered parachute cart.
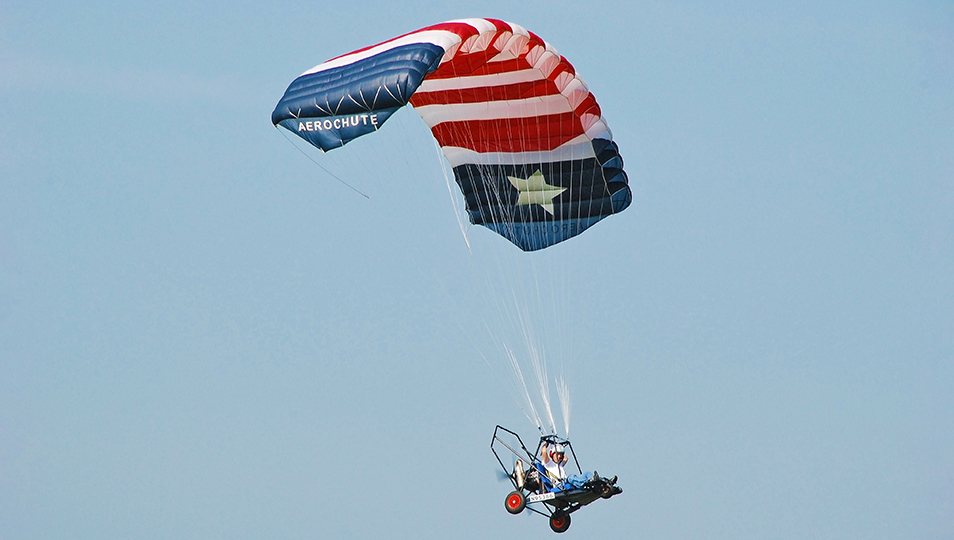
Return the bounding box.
[491,425,622,533]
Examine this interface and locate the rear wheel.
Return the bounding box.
[549,511,571,533]
[505,491,526,514]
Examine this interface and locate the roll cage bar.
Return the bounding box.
[491,425,583,488]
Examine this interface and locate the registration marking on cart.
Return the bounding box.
[528,493,556,503]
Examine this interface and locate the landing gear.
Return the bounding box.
[505,491,527,514]
[549,511,571,533]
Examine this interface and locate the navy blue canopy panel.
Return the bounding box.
[451,140,631,251]
[271,43,445,150]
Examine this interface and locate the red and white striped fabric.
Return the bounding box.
[404,18,612,168]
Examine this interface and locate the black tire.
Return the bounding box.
[549,511,571,533]
[505,491,526,514]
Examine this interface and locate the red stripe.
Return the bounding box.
[430,112,585,153]
[425,30,547,79]
[426,57,534,80]
[483,18,513,33]
[574,94,600,118]
[557,56,576,78]
[428,48,510,79]
[425,46,578,87]
[421,22,517,78]
[409,79,558,106]
[547,62,574,83]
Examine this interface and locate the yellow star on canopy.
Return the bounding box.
[507,170,567,215]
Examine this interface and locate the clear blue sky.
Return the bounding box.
[2,1,952,539]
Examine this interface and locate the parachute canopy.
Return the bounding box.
[272,18,631,251]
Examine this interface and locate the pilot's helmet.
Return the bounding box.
[549,443,565,458]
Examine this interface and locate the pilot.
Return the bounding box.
[540,442,569,484]
[540,442,618,492]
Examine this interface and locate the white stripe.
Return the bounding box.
[440,139,598,168]
[417,69,544,92]
[301,29,466,76]
[445,18,499,34]
[414,94,573,125]
[585,121,612,141]
[492,34,532,63]
[505,21,530,38]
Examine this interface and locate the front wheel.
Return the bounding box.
[505,491,526,514]
[549,511,571,533]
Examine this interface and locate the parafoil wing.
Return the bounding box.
[272,18,631,251]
